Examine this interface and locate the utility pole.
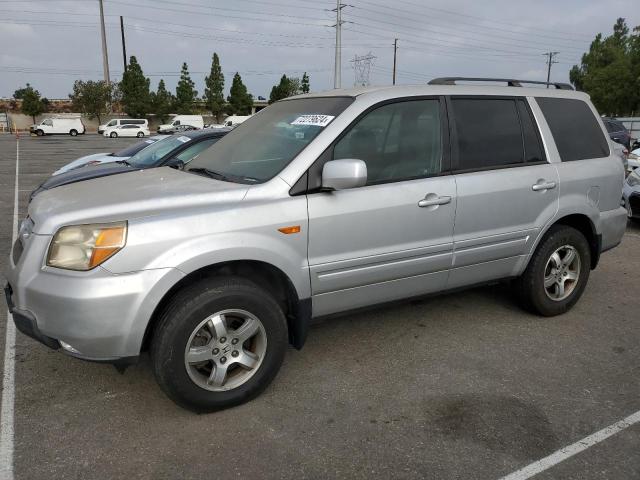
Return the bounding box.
[544,51,559,88]
[98,0,110,85]
[332,0,347,89]
[392,38,398,85]
[120,16,127,73]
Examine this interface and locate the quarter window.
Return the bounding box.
[450,98,523,170]
[536,97,609,161]
[333,99,442,184]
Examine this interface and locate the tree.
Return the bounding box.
[570,18,640,116]
[204,52,225,122]
[227,72,253,115]
[269,74,301,104]
[15,83,44,123]
[150,79,174,122]
[69,80,113,124]
[119,55,151,117]
[301,72,310,94]
[174,62,198,114]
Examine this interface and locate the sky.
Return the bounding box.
[0,0,638,99]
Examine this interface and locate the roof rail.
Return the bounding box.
[428,77,574,90]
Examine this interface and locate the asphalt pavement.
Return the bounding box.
[0,133,638,480]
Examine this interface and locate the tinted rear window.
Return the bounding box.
[536,97,609,161]
[450,98,523,170]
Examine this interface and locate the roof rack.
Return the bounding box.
[428,77,574,90]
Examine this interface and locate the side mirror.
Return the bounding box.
[165,157,185,170]
[321,159,367,191]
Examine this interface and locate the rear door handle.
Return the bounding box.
[418,195,452,208]
[532,181,556,191]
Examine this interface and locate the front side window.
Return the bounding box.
[333,99,442,184]
[536,97,609,161]
[450,98,523,170]
[173,120,181,126]
[188,97,354,183]
[42,119,53,126]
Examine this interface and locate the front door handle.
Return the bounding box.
[532,180,557,191]
[418,195,452,208]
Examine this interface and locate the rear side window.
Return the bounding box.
[450,98,523,170]
[536,97,609,161]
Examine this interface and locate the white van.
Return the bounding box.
[30,117,85,136]
[98,118,148,135]
[157,115,204,133]
[223,115,251,127]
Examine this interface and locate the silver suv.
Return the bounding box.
[4,78,627,412]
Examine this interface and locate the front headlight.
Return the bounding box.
[47,222,127,271]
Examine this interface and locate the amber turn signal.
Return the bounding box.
[277,225,301,235]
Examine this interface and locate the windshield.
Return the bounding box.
[113,138,159,158]
[128,135,192,167]
[187,97,354,183]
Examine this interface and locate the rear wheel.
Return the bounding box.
[110,132,117,138]
[69,129,78,136]
[515,225,591,316]
[150,277,288,412]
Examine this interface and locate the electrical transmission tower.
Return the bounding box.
[351,52,376,87]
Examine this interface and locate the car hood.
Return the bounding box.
[29,167,251,234]
[52,153,116,176]
[34,162,135,198]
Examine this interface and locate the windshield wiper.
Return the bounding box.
[188,167,261,184]
[115,159,132,166]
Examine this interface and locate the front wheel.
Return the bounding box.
[151,277,288,412]
[69,129,78,136]
[36,129,44,136]
[136,131,144,137]
[515,225,591,316]
[110,132,117,138]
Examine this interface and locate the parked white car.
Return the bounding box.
[30,117,85,136]
[158,115,204,133]
[98,118,148,135]
[52,136,163,175]
[104,124,150,138]
[223,115,251,127]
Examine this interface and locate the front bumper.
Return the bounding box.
[4,233,185,362]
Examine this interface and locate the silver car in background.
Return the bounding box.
[4,78,627,412]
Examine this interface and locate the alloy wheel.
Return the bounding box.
[184,309,267,392]
[543,245,581,301]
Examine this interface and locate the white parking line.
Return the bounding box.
[0,139,19,480]
[498,409,640,480]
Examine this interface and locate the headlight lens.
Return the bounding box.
[627,171,640,187]
[47,222,127,270]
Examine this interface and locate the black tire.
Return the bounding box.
[110,132,117,138]
[136,131,144,137]
[69,129,78,136]
[515,225,591,316]
[150,276,288,413]
[36,129,44,136]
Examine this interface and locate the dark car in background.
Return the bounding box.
[31,129,230,200]
[603,118,632,149]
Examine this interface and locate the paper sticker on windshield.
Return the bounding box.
[177,136,191,143]
[291,114,335,127]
